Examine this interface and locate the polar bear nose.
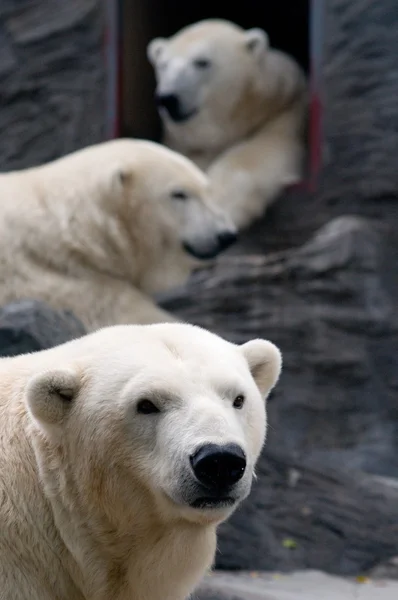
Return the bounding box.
[190,443,246,489]
[156,93,180,116]
[217,230,237,251]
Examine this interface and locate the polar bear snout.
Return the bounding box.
[190,443,246,490]
[183,228,237,260]
[156,92,197,123]
[216,230,238,251]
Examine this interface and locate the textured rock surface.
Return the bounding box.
[0,0,105,171]
[214,456,398,574]
[195,570,398,600]
[320,0,398,205]
[159,216,398,574]
[0,299,86,356]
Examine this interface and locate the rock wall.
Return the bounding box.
[0,299,86,357]
[0,0,105,171]
[160,216,398,574]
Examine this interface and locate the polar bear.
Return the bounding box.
[0,322,282,600]
[148,19,308,230]
[0,138,236,329]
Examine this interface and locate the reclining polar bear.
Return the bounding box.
[0,139,236,329]
[148,19,307,230]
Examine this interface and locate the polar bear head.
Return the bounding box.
[148,19,269,127]
[25,323,281,527]
[99,140,237,264]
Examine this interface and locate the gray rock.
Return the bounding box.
[0,0,105,172]
[0,299,86,356]
[215,457,398,575]
[159,216,398,574]
[320,0,398,206]
[369,555,398,580]
[195,571,398,600]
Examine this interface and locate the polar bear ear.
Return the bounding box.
[244,28,269,58]
[26,368,80,429]
[240,339,282,397]
[114,167,134,188]
[147,37,168,65]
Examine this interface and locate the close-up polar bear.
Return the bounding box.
[148,19,307,230]
[0,322,282,600]
[0,138,236,330]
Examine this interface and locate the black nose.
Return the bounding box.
[217,230,238,251]
[156,93,180,115]
[190,443,246,490]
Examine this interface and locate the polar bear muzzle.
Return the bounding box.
[182,229,237,260]
[188,442,246,509]
[156,92,198,123]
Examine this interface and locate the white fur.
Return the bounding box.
[0,323,282,599]
[0,138,236,329]
[148,19,308,229]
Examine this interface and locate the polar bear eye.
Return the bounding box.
[233,394,245,409]
[170,190,188,201]
[193,58,211,69]
[136,399,160,414]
